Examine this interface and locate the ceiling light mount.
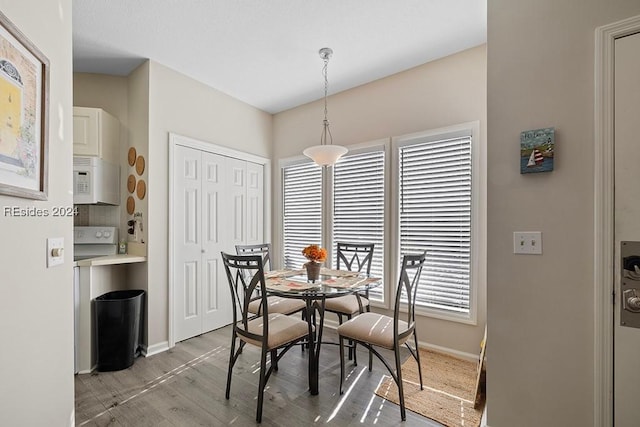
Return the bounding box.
[319,47,333,61]
[302,47,348,167]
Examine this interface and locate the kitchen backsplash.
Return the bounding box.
[74,204,120,227]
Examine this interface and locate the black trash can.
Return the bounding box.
[95,289,145,372]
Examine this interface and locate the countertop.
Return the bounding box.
[74,254,146,267]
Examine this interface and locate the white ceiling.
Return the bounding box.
[73,0,486,114]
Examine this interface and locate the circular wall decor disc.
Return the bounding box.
[128,147,137,166]
[135,155,145,175]
[136,179,146,200]
[127,174,136,193]
[126,196,135,214]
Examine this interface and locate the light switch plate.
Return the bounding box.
[47,237,64,267]
[513,231,542,255]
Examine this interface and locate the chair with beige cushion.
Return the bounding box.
[324,242,374,360]
[236,243,305,316]
[337,252,426,421]
[222,252,310,423]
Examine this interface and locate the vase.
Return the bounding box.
[305,261,322,281]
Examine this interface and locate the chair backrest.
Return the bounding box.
[336,242,374,275]
[236,243,272,271]
[221,252,269,340]
[393,252,426,340]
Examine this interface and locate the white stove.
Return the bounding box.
[73,226,118,261]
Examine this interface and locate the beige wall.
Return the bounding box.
[273,45,487,355]
[126,62,151,345]
[146,60,272,347]
[487,1,640,426]
[0,0,75,425]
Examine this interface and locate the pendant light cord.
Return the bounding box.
[321,53,332,146]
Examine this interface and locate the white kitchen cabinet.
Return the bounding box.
[73,106,120,164]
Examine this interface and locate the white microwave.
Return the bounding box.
[73,156,120,205]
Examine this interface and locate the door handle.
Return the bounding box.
[623,289,640,313]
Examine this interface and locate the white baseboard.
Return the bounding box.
[77,365,95,375]
[420,341,478,362]
[143,341,169,357]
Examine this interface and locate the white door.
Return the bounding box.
[201,151,233,332]
[174,145,204,342]
[228,157,247,249]
[173,145,264,342]
[247,161,265,246]
[614,31,640,426]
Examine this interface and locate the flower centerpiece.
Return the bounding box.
[302,244,327,281]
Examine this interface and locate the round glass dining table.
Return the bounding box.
[265,268,381,395]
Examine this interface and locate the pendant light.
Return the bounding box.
[303,47,348,166]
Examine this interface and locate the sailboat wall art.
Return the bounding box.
[520,127,555,174]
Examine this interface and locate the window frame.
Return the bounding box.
[277,122,484,325]
[276,156,323,271]
[391,121,483,325]
[280,159,324,270]
[329,141,390,306]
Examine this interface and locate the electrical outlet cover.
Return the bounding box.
[47,237,64,267]
[513,231,542,255]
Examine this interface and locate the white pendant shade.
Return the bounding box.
[303,144,348,166]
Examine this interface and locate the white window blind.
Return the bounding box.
[282,162,323,269]
[399,135,472,313]
[333,150,385,301]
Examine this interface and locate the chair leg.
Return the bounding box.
[271,349,278,371]
[347,314,357,365]
[301,310,307,352]
[339,335,345,395]
[365,304,372,370]
[256,347,268,423]
[414,332,423,390]
[395,346,406,421]
[225,333,237,399]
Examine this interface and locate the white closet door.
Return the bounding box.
[201,151,233,332]
[173,145,204,342]
[229,158,247,248]
[173,144,264,342]
[246,162,264,247]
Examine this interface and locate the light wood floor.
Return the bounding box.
[75,326,443,426]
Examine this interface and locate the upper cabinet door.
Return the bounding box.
[73,107,120,164]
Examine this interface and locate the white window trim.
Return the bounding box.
[391,121,484,325]
[276,123,484,325]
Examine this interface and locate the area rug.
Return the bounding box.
[374,348,485,427]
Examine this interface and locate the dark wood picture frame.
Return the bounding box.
[0,11,49,200]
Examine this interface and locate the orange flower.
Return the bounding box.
[302,244,327,262]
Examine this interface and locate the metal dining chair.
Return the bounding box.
[324,242,374,361]
[337,252,426,421]
[236,243,305,316]
[222,252,309,423]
